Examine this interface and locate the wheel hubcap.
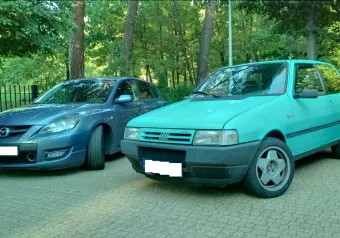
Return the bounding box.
[255,146,291,192]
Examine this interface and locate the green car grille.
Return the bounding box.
[139,128,195,145]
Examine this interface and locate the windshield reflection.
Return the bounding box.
[193,62,287,97]
[34,80,115,104]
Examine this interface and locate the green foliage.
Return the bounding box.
[0,0,73,57]
[1,0,340,105]
[237,0,340,59]
[159,83,196,103]
[0,53,66,92]
[237,0,340,33]
[85,0,127,77]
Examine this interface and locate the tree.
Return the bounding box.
[84,0,126,77]
[173,1,194,85]
[196,0,218,84]
[0,0,73,58]
[69,0,85,79]
[238,0,340,60]
[120,0,139,76]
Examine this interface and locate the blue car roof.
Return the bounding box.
[65,77,143,84]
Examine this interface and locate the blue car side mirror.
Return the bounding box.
[116,95,133,103]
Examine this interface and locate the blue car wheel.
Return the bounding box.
[85,125,105,170]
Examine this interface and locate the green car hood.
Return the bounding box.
[128,96,279,129]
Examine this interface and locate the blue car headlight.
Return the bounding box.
[39,118,80,134]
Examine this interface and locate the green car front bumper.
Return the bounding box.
[121,139,261,187]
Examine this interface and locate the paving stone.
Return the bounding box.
[1,155,340,238]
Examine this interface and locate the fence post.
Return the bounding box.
[31,85,39,101]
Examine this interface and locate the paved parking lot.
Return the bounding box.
[1,150,340,238]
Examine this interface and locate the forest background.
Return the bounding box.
[0,0,339,103]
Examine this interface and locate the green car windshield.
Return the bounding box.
[34,80,115,104]
[193,62,287,97]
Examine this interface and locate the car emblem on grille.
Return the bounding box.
[159,133,169,141]
[0,127,10,138]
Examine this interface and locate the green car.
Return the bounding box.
[121,59,340,198]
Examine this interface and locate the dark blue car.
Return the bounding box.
[0,77,168,170]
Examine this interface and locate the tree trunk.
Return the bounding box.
[120,0,139,76]
[157,23,168,88]
[191,61,196,84]
[176,54,180,85]
[173,1,193,85]
[196,0,218,84]
[219,42,225,66]
[69,0,85,80]
[146,65,152,83]
[306,2,317,60]
[217,15,225,66]
[65,50,70,80]
[173,18,178,89]
[141,18,151,82]
[171,68,176,89]
[241,12,251,62]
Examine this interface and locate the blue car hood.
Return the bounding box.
[0,104,103,126]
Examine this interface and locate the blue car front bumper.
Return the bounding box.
[0,126,88,170]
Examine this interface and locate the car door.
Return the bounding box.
[114,79,144,143]
[315,63,340,142]
[288,63,334,155]
[149,83,169,108]
[136,80,159,113]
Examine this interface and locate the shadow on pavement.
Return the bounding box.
[139,149,337,198]
[141,180,246,199]
[0,167,81,177]
[0,152,126,177]
[105,152,125,162]
[295,148,334,169]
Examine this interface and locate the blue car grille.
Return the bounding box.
[0,125,31,138]
[139,128,195,145]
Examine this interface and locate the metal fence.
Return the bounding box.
[0,85,39,112]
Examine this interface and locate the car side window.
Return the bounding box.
[294,65,324,94]
[149,84,159,98]
[137,81,154,99]
[114,80,138,102]
[316,64,340,94]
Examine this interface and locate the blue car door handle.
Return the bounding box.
[156,101,164,108]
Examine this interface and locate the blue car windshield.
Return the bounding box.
[193,62,287,97]
[34,80,115,104]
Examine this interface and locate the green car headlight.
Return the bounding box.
[39,118,80,134]
[124,127,140,140]
[193,130,238,146]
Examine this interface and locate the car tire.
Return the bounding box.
[244,137,294,198]
[86,125,105,170]
[331,144,340,158]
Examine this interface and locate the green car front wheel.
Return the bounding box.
[244,137,295,198]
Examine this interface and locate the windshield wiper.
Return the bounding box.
[191,91,220,98]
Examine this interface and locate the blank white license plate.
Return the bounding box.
[0,146,19,156]
[144,160,182,177]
